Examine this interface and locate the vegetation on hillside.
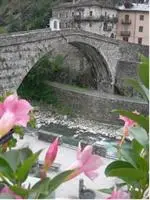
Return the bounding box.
[0,0,58,33]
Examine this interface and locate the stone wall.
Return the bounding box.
[50,83,148,125]
[0,29,148,95]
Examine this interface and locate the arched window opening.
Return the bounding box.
[54,21,58,29]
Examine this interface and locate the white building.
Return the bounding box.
[49,17,60,31]
[52,0,118,38]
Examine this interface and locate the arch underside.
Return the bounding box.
[69,41,113,93]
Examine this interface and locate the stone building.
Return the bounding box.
[52,0,118,38]
[116,1,149,45]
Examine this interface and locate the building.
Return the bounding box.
[49,18,61,31]
[52,0,118,38]
[116,2,149,45]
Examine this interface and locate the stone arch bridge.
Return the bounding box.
[0,29,148,94]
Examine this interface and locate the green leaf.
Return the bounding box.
[17,148,33,165]
[106,168,146,182]
[10,185,29,198]
[132,139,143,155]
[105,160,134,176]
[120,149,137,168]
[16,150,41,183]
[112,110,149,132]
[48,170,74,194]
[124,79,149,102]
[98,187,114,194]
[30,177,50,199]
[130,127,149,148]
[0,157,14,180]
[138,56,149,89]
[14,126,24,138]
[0,150,19,172]
[135,156,149,172]
[105,160,146,183]
[0,148,33,172]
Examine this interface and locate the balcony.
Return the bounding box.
[120,31,131,36]
[74,15,118,23]
[121,19,131,25]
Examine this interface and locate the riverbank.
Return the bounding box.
[32,102,124,141]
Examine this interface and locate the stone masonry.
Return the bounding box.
[0,28,148,94]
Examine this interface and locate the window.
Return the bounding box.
[103,22,107,31]
[123,37,129,42]
[90,11,93,16]
[140,15,144,20]
[139,26,143,32]
[72,12,74,16]
[71,22,74,28]
[138,37,142,44]
[54,21,57,29]
[89,22,92,27]
[59,13,62,18]
[66,12,68,18]
[110,33,115,38]
[105,12,107,16]
[125,14,129,21]
[59,22,62,29]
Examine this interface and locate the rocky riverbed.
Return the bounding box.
[33,104,125,141]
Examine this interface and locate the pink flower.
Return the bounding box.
[119,111,139,146]
[119,115,135,129]
[0,111,15,138]
[107,189,130,199]
[44,137,59,172]
[67,144,102,181]
[0,186,23,199]
[0,94,32,127]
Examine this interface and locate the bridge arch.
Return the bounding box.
[69,41,113,92]
[15,39,114,93]
[0,29,147,94]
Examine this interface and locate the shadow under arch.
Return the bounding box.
[17,53,60,103]
[69,41,113,93]
[17,40,114,95]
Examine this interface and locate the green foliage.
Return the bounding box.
[0,0,58,33]
[15,150,41,183]
[30,170,73,199]
[105,57,149,199]
[138,56,149,89]
[18,55,64,104]
[0,147,73,199]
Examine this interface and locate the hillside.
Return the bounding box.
[0,0,58,33]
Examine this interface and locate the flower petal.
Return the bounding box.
[107,190,130,199]
[13,99,32,115]
[84,170,99,180]
[0,103,4,117]
[79,145,93,164]
[15,114,30,127]
[0,111,15,138]
[83,155,102,171]
[3,94,18,112]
